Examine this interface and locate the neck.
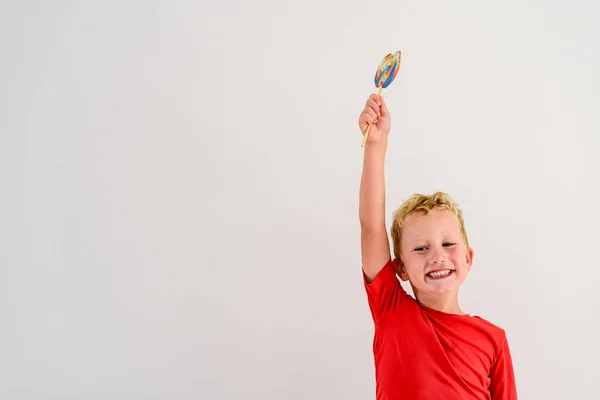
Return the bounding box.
[413,289,464,315]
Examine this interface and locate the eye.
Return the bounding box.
[414,246,427,252]
[443,243,456,247]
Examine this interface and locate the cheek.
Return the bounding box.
[449,249,468,266]
[402,257,424,275]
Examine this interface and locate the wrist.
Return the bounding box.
[365,136,389,151]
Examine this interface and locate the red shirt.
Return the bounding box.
[364,259,517,400]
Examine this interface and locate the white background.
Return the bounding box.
[1,1,599,399]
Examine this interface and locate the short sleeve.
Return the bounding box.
[490,335,518,400]
[363,259,407,323]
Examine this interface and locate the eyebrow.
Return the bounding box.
[409,236,459,243]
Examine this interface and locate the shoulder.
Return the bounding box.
[471,315,504,331]
[470,315,508,346]
[467,315,514,367]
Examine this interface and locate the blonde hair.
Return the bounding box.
[390,191,469,261]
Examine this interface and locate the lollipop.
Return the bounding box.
[361,51,402,147]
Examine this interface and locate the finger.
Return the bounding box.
[369,93,381,106]
[380,96,390,118]
[365,107,378,122]
[366,98,381,117]
[359,111,375,127]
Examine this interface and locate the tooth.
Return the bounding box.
[429,270,451,278]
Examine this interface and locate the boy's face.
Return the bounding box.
[396,209,474,296]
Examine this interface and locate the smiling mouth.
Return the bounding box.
[426,269,455,280]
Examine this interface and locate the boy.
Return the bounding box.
[358,94,517,399]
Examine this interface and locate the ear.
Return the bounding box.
[465,247,474,272]
[393,258,410,281]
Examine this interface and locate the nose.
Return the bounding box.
[429,247,446,264]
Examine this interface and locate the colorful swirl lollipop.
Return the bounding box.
[362,51,402,147]
[375,51,401,89]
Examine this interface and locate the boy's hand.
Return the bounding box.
[358,94,391,143]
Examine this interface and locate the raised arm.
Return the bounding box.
[358,94,392,282]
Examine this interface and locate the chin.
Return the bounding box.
[419,276,463,294]
[425,284,459,294]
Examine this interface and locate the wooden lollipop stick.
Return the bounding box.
[361,86,384,147]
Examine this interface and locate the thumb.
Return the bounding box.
[380,96,390,118]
